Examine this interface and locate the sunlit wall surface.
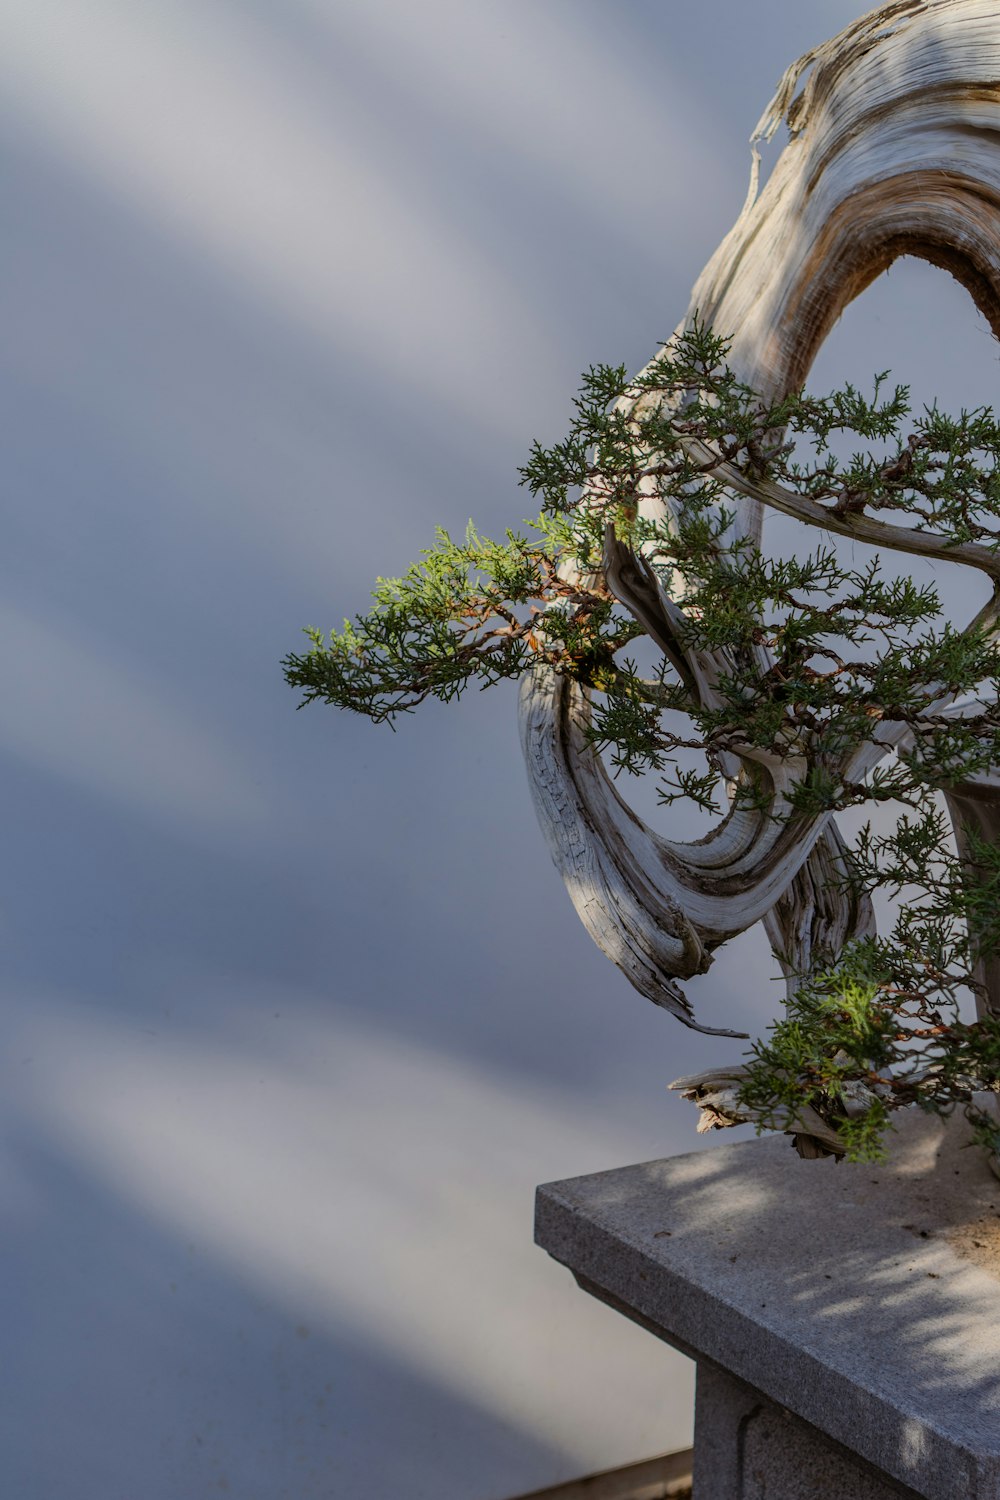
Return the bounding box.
[2,3,997,1496]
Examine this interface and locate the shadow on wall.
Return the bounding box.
[0,1128,571,1500]
[0,969,708,1499]
[0,3,886,1497]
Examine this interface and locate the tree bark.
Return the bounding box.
[520,0,1000,1038]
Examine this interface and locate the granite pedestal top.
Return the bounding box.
[536,1110,1000,1499]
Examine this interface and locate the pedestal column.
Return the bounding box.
[535,1110,1000,1499]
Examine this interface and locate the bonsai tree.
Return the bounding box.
[284,0,1000,1163]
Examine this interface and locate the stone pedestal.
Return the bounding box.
[691,1362,915,1498]
[535,1110,1000,1499]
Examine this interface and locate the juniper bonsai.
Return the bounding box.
[284,321,1000,1165]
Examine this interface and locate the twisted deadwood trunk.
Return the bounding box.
[519,0,1000,1071]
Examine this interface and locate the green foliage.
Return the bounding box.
[738,804,1000,1162]
[282,520,638,723]
[285,319,1000,1164]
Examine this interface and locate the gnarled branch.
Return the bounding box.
[520,0,1000,1032]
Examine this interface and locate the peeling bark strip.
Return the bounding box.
[519,0,1000,1035]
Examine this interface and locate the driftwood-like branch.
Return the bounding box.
[667,1065,850,1157]
[520,0,1000,1037]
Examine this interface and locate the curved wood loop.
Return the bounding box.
[520,0,1000,1030]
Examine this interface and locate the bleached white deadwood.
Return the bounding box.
[519,0,1000,1054]
[668,1065,852,1157]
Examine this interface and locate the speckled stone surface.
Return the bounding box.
[536,1110,1000,1499]
[693,1361,920,1498]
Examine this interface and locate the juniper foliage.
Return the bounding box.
[284,322,1000,1163]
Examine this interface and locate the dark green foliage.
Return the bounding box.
[285,320,1000,1163]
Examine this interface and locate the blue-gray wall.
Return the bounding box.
[1,4,996,1496]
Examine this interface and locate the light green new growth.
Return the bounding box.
[284,323,1000,1164]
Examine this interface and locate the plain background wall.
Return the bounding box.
[2,3,1000,1496]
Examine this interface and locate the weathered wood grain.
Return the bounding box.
[520,0,1000,1039]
